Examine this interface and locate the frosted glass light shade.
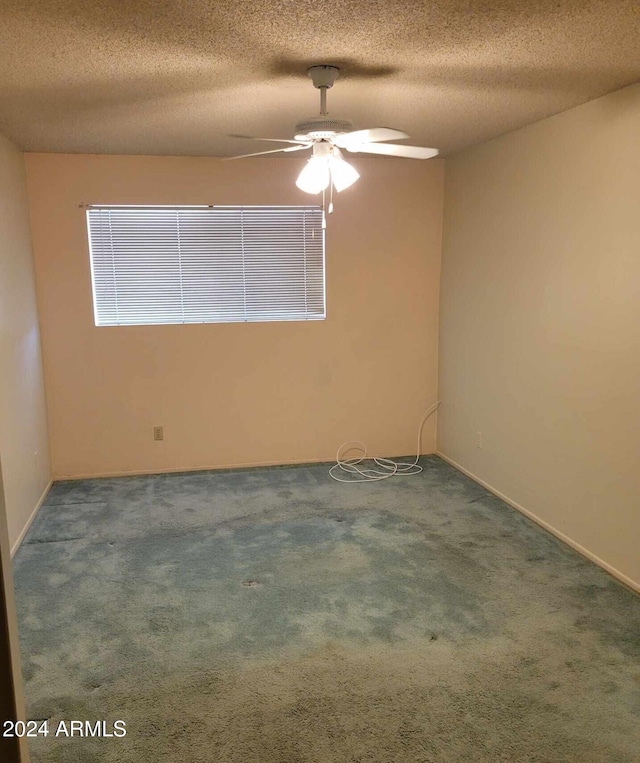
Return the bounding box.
[330,155,359,192]
[296,156,330,194]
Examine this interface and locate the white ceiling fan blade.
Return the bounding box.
[224,144,310,160]
[334,128,409,148]
[229,133,305,145]
[346,142,439,159]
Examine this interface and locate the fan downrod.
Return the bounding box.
[308,65,340,115]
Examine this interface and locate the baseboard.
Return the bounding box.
[10,479,53,558]
[53,455,348,481]
[52,452,440,482]
[436,451,640,594]
[53,451,442,482]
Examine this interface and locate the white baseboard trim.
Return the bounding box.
[53,450,440,481]
[53,455,343,481]
[436,451,640,594]
[11,480,53,558]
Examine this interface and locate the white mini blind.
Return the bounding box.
[86,205,325,326]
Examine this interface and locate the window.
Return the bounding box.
[86,205,325,326]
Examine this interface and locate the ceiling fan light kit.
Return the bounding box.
[295,143,360,195]
[228,64,439,213]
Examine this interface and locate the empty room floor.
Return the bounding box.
[12,457,640,762]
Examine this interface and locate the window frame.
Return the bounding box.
[85,204,326,327]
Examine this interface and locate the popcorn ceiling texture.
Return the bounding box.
[0,1,638,156]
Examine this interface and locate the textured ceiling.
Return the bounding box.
[1,1,639,157]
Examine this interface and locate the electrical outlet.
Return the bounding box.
[475,431,483,449]
[153,426,164,441]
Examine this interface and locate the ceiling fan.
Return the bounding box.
[227,65,439,207]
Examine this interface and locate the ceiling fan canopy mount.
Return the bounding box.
[307,65,341,90]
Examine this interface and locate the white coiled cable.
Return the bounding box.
[328,401,441,483]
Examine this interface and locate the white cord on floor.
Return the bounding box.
[328,401,441,483]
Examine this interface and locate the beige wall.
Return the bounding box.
[25,154,443,478]
[0,459,31,761]
[438,83,640,588]
[0,134,51,552]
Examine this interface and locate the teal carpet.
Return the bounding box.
[12,457,640,762]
